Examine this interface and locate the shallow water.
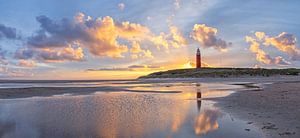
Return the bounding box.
[0,80,263,138]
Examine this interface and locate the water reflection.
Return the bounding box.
[0,82,263,138]
[196,89,202,112]
[0,93,193,138]
[194,110,222,135]
[194,89,221,135]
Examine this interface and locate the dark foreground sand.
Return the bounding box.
[216,82,300,138]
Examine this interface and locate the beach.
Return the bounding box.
[0,76,299,137]
[215,81,300,138]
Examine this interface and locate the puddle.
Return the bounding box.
[0,81,263,138]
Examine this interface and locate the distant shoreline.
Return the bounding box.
[139,68,300,79]
[0,79,135,83]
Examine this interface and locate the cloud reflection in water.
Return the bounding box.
[194,109,222,135]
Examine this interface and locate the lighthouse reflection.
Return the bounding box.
[196,89,202,112]
[194,89,222,135]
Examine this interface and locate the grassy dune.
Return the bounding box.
[139,68,300,78]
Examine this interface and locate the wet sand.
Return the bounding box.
[0,87,180,99]
[2,76,297,99]
[215,81,300,138]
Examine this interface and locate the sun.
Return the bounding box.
[183,61,194,68]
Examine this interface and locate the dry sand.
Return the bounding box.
[216,81,300,138]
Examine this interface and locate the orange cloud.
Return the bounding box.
[191,24,231,51]
[149,25,187,50]
[13,12,193,70]
[264,32,300,60]
[21,13,190,61]
[130,41,143,54]
[117,21,150,41]
[150,33,170,50]
[245,35,290,65]
[169,26,188,48]
[130,41,153,59]
[245,31,299,66]
[22,13,152,59]
[81,15,130,58]
[255,32,266,40]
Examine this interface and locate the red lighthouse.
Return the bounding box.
[196,48,201,69]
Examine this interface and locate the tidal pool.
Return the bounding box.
[0,81,263,138]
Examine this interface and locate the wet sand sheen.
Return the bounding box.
[0,87,181,99]
[215,81,300,138]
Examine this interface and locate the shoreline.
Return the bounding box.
[0,86,181,99]
[0,76,299,99]
[214,81,300,138]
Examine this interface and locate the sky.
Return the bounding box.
[0,0,300,79]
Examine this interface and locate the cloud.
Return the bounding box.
[130,41,143,54]
[191,24,231,51]
[15,46,84,63]
[174,0,181,10]
[24,14,152,58]
[24,13,181,60]
[255,32,266,40]
[118,3,125,11]
[18,60,36,67]
[130,41,153,59]
[169,26,188,48]
[128,64,161,69]
[27,30,67,49]
[0,24,17,39]
[35,46,84,62]
[246,31,300,66]
[31,14,133,58]
[0,47,8,65]
[150,25,187,50]
[264,32,300,60]
[15,13,190,65]
[127,65,146,69]
[86,67,132,71]
[86,64,162,72]
[0,67,33,78]
[146,16,152,20]
[245,35,291,65]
